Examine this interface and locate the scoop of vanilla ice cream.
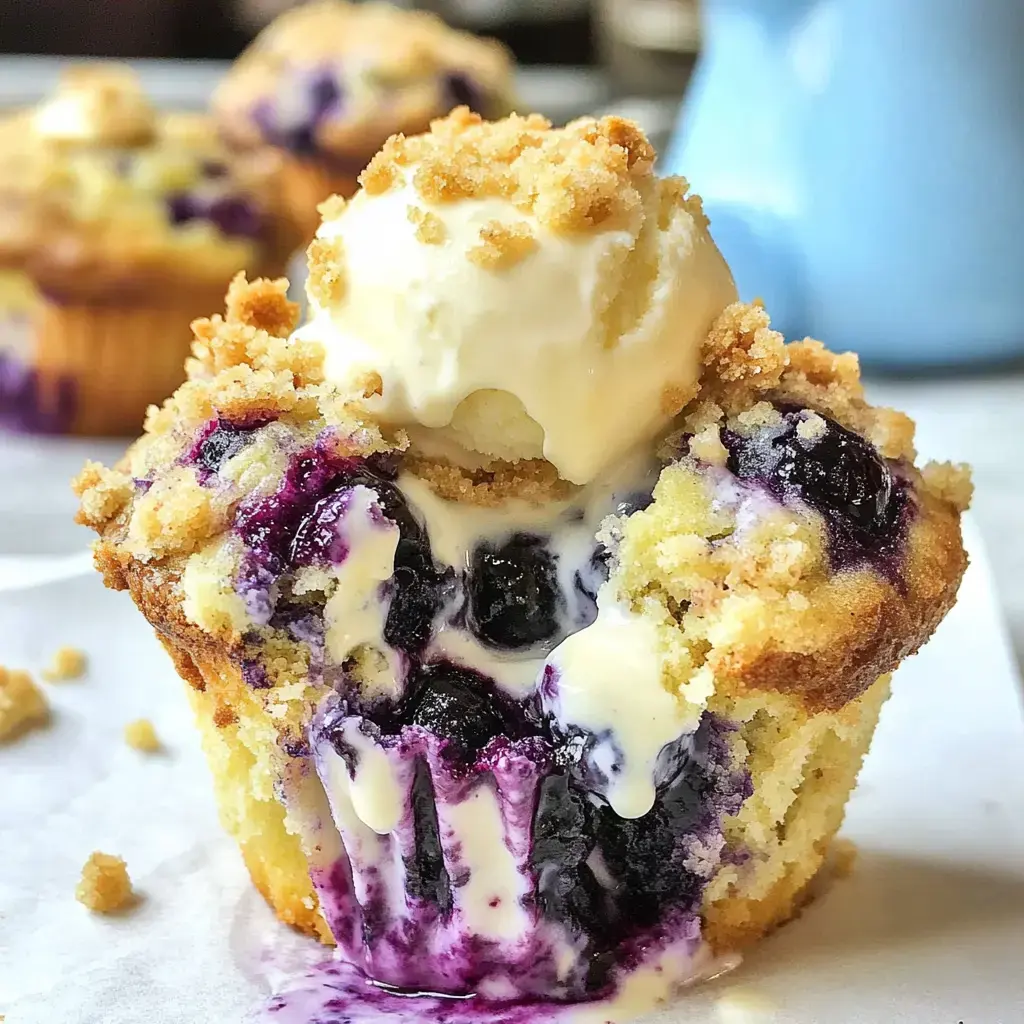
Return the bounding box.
[301,111,737,485]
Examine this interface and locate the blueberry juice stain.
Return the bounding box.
[255,958,586,1024]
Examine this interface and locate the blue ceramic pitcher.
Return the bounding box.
[664,0,1024,366]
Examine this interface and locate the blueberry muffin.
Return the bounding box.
[213,0,514,243]
[74,113,970,1007]
[0,65,297,436]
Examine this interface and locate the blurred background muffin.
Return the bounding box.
[212,1,516,243]
[0,64,297,436]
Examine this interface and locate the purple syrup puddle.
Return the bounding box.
[256,958,583,1024]
[719,406,912,577]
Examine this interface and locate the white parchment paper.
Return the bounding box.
[2,521,1023,1024]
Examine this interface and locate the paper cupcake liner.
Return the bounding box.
[156,624,890,1001]
[18,287,238,436]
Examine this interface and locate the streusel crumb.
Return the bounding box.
[124,718,161,752]
[42,646,87,681]
[76,852,134,913]
[317,194,347,221]
[364,109,655,234]
[306,237,347,307]
[0,667,49,740]
[407,205,446,244]
[921,461,974,511]
[72,462,134,528]
[468,219,536,269]
[406,455,573,507]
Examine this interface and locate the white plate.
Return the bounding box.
[1,521,1022,1023]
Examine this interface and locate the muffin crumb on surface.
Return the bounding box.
[0,667,49,741]
[124,718,161,752]
[76,852,134,913]
[42,646,87,682]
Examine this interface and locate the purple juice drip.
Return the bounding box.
[0,349,76,434]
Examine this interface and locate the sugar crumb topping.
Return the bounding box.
[467,219,536,269]
[407,205,446,245]
[124,718,161,752]
[0,666,49,741]
[359,109,656,235]
[76,852,134,913]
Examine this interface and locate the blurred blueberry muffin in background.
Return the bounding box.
[0,64,297,436]
[75,113,970,1010]
[212,0,515,243]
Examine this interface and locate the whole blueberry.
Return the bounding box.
[468,533,562,650]
[407,663,511,758]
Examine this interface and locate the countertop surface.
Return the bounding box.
[0,56,1021,680]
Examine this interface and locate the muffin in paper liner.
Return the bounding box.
[0,65,298,436]
[213,0,515,244]
[74,268,969,1003]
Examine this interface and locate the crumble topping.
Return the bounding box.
[407,205,446,245]
[359,110,658,235]
[0,667,49,740]
[404,454,573,507]
[76,852,134,913]
[124,718,161,752]
[467,219,536,269]
[306,238,348,307]
[42,646,87,681]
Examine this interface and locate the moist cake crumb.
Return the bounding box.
[42,646,87,681]
[76,852,134,913]
[124,718,161,752]
[0,667,49,740]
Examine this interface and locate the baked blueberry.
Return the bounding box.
[468,533,561,650]
[406,663,515,758]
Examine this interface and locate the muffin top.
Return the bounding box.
[213,1,514,167]
[0,65,296,300]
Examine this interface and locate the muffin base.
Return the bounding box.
[158,624,890,961]
[32,289,235,436]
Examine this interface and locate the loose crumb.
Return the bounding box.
[830,837,859,879]
[467,220,537,270]
[76,852,134,913]
[0,666,49,741]
[407,205,446,245]
[41,646,87,681]
[124,718,161,752]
